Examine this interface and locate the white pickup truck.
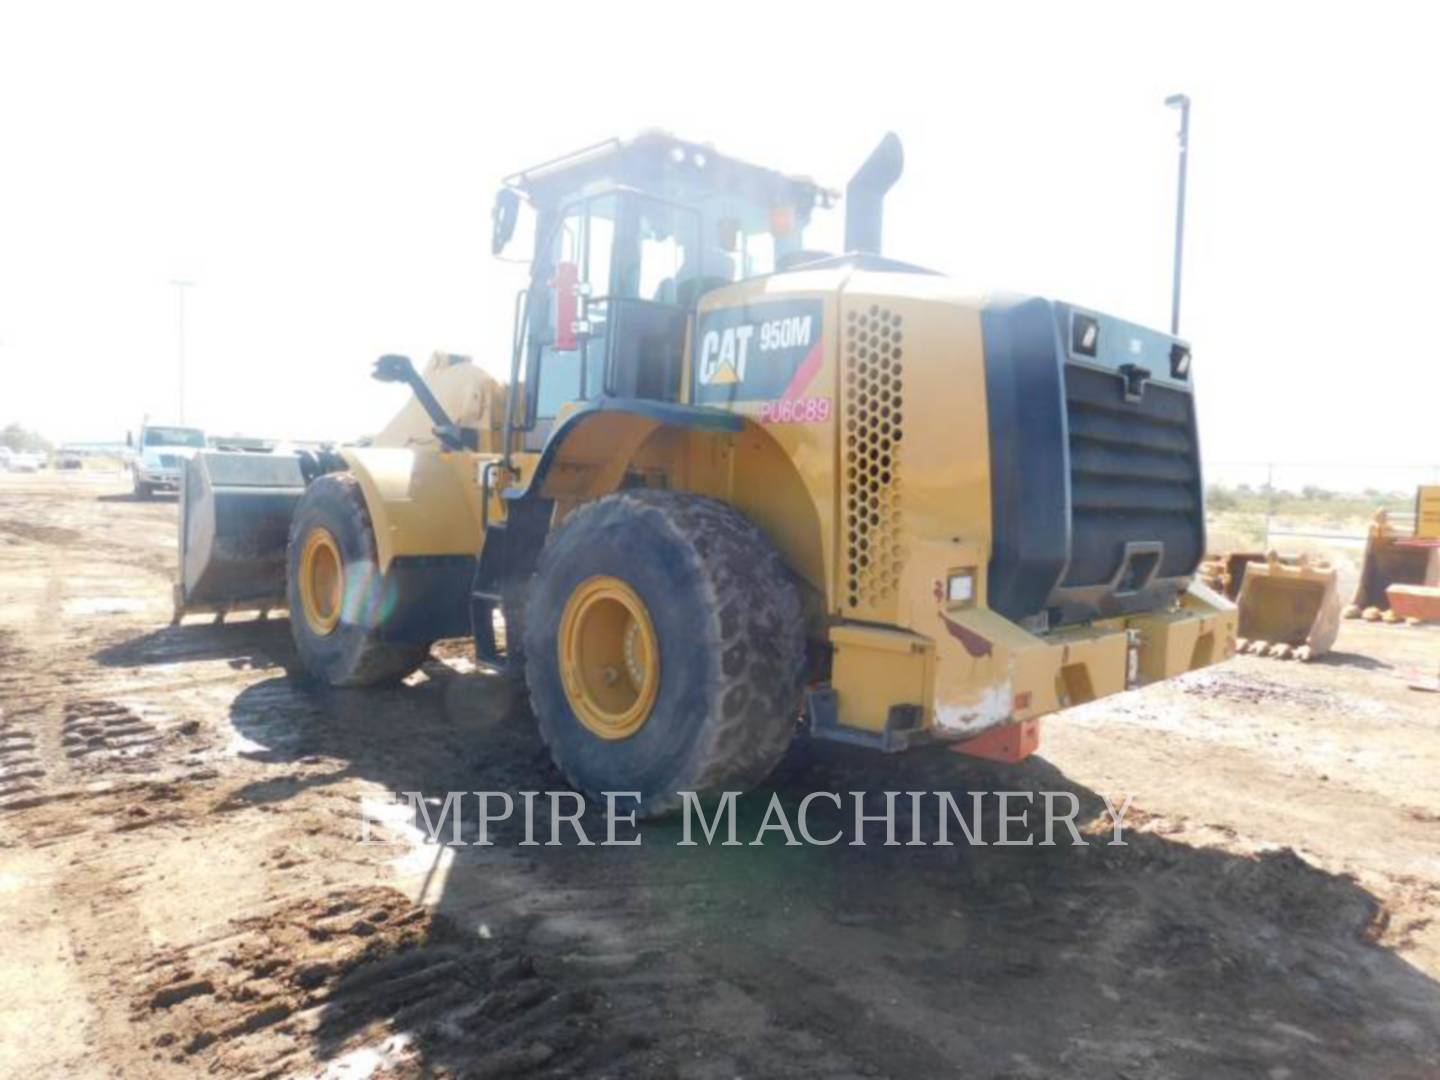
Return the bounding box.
[128,424,206,498]
[0,446,44,472]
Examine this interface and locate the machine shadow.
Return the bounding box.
[1320,649,1394,671]
[222,666,1440,1077]
[96,491,178,503]
[93,618,296,671]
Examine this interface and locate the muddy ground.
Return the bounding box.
[1,470,1437,1079]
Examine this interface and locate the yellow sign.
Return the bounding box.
[1418,485,1440,539]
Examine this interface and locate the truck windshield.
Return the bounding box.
[144,427,205,448]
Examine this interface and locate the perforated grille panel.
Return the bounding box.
[842,305,906,610]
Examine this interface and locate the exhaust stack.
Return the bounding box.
[844,132,905,255]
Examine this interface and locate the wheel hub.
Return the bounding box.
[558,576,659,740]
[298,526,344,636]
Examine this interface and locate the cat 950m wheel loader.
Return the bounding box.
[176,131,1237,815]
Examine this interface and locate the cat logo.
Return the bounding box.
[697,325,755,385]
[693,301,822,404]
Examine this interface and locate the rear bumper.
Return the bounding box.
[932,580,1234,738]
[824,575,1237,753]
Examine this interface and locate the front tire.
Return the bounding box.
[523,490,806,817]
[286,474,430,686]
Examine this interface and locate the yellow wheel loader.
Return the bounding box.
[177,132,1237,814]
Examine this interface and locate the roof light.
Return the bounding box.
[1072,313,1099,357]
[1170,344,1192,380]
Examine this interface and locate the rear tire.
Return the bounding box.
[523,490,806,817]
[286,474,430,687]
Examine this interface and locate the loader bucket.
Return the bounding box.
[1349,511,1440,613]
[175,451,308,622]
[1234,554,1341,661]
[1199,551,1266,601]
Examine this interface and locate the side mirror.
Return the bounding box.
[491,189,521,255]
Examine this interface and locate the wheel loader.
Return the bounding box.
[176,131,1237,815]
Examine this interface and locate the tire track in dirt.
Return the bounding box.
[0,708,43,806]
[128,885,637,1077]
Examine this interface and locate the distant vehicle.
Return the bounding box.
[127,423,206,498]
[55,451,84,470]
[1,446,45,472]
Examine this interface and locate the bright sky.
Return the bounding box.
[2,2,1436,485]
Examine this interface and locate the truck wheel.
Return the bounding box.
[523,490,805,817]
[133,474,153,500]
[286,474,430,686]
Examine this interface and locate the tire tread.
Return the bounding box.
[525,490,805,816]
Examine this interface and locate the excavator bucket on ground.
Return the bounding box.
[1343,507,1440,624]
[1199,552,1264,601]
[1218,553,1341,661]
[174,451,309,623]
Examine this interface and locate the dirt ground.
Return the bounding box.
[2,470,1438,1079]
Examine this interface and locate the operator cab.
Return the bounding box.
[493,132,835,449]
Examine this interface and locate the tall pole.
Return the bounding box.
[1164,94,1190,337]
[1264,462,1275,550]
[170,280,195,423]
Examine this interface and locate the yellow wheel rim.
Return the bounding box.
[298,526,343,636]
[558,575,659,740]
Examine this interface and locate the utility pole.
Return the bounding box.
[170,280,195,423]
[1164,94,1190,337]
[1264,462,1275,551]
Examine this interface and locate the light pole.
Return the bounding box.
[170,280,195,423]
[1164,94,1190,337]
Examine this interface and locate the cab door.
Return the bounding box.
[524,194,617,449]
[603,196,696,401]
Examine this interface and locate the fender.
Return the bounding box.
[506,397,744,502]
[341,446,487,571]
[336,445,486,643]
[500,396,826,599]
[471,398,743,671]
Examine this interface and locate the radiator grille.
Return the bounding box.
[842,305,906,609]
[1063,364,1203,587]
